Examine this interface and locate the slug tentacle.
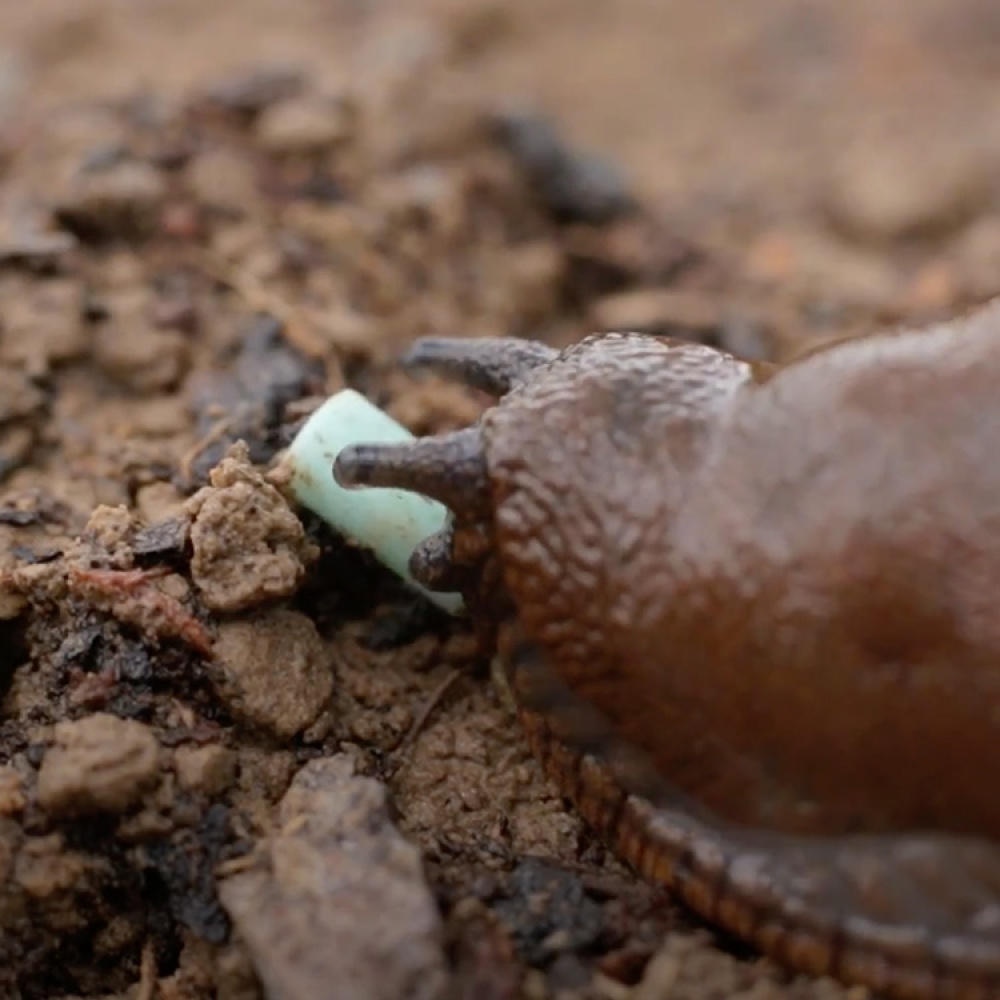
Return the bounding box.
[402,336,558,395]
[333,426,490,516]
[409,526,463,590]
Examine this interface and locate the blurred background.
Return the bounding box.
[7,0,1000,220]
[6,0,1000,340]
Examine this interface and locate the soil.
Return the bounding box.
[1,1,999,998]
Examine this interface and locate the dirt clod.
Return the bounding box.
[491,859,606,968]
[54,158,169,243]
[186,445,317,613]
[173,745,237,796]
[92,290,192,393]
[219,754,450,1000]
[186,148,261,217]
[0,766,25,815]
[0,367,45,424]
[255,94,355,157]
[824,122,996,245]
[0,276,88,373]
[199,65,306,122]
[493,110,636,225]
[37,713,162,815]
[212,608,332,739]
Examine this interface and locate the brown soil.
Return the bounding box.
[1,1,999,998]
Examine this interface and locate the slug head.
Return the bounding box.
[333,336,561,649]
[334,332,754,785]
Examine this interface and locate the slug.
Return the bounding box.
[333,300,1000,1000]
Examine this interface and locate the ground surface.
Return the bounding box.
[1,1,1000,998]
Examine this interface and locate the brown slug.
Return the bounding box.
[333,300,1000,1000]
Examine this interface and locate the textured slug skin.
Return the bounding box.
[482,309,1000,840]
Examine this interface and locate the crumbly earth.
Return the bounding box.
[1,1,999,998]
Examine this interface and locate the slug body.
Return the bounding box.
[335,301,1000,999]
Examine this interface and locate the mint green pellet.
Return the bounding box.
[286,389,464,615]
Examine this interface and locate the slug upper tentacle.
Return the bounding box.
[333,312,1000,1000]
[334,425,491,516]
[400,335,559,395]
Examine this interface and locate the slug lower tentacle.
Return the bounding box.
[408,526,464,590]
[334,308,1000,1000]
